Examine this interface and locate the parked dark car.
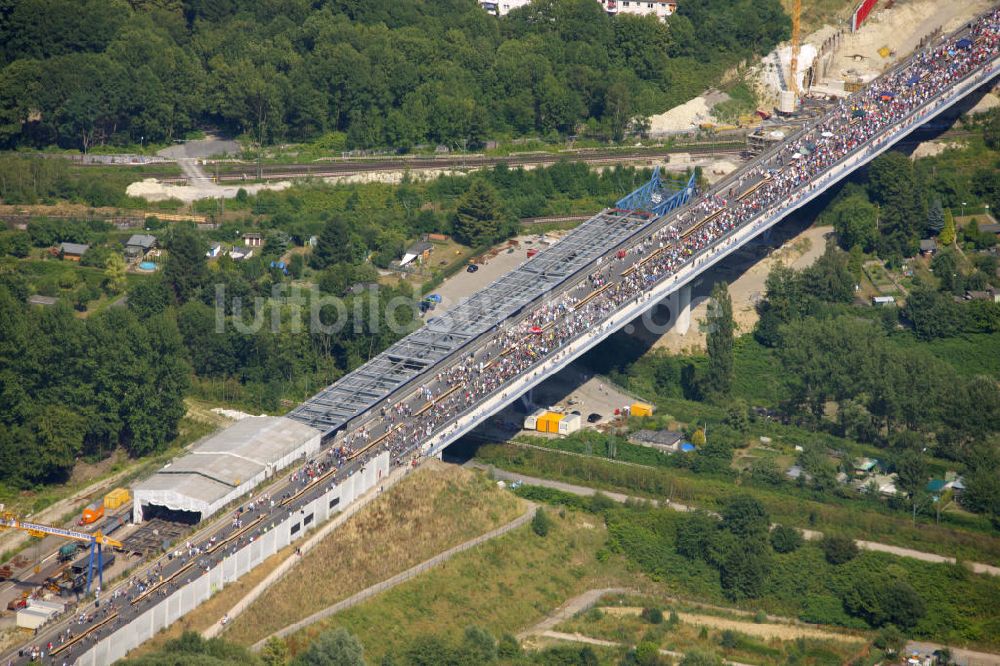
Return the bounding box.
[587,413,602,423]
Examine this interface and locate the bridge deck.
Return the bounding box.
[289,199,686,433]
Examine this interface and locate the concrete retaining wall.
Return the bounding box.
[74,452,390,665]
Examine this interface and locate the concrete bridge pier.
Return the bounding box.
[519,389,534,410]
[669,284,692,335]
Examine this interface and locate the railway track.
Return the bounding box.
[116,143,747,183]
[122,518,189,556]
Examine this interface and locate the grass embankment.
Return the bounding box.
[280,509,640,663]
[0,414,214,532]
[222,461,525,646]
[475,443,1000,565]
[556,600,865,666]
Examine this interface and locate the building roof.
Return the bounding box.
[406,241,433,254]
[59,242,89,255]
[126,234,156,249]
[629,430,683,447]
[919,239,937,251]
[27,295,58,306]
[854,457,878,472]
[926,478,947,493]
[132,416,321,519]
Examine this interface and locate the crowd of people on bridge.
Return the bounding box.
[349,7,1000,473]
[21,10,1000,664]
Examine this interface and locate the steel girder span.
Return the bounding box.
[287,169,694,437]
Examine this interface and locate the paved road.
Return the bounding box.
[907,641,1000,666]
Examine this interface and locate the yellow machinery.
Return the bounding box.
[0,511,123,593]
[631,402,655,418]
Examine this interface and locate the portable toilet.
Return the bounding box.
[537,412,564,433]
[630,402,655,418]
[558,413,582,435]
[104,487,130,510]
[524,408,546,431]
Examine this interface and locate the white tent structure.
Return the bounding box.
[132,416,322,523]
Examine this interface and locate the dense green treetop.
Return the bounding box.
[0,0,789,150]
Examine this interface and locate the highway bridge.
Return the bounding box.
[7,8,999,664]
[288,9,1000,462]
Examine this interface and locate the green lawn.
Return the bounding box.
[277,509,640,664]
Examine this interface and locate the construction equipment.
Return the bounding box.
[103,488,130,510]
[0,512,124,594]
[790,0,802,98]
[79,501,104,525]
[57,543,79,562]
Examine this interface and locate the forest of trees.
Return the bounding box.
[0,285,189,485]
[0,0,789,151]
[0,159,677,487]
[823,122,1000,263]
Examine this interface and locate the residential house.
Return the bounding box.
[59,242,89,261]
[919,239,937,256]
[853,457,879,475]
[124,234,157,261]
[926,479,948,495]
[480,0,676,21]
[243,233,263,248]
[27,295,58,307]
[400,241,433,267]
[206,243,222,258]
[229,247,253,261]
[873,473,899,497]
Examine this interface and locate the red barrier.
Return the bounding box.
[851,0,879,32]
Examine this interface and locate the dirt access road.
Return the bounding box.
[603,607,865,643]
[478,464,1000,576]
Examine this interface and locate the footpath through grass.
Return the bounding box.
[475,443,1000,564]
[556,602,865,666]
[280,509,642,663]
[223,461,525,646]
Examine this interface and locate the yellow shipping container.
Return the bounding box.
[536,412,565,433]
[631,402,654,418]
[104,487,131,510]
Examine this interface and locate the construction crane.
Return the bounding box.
[790,0,802,97]
[0,512,123,594]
